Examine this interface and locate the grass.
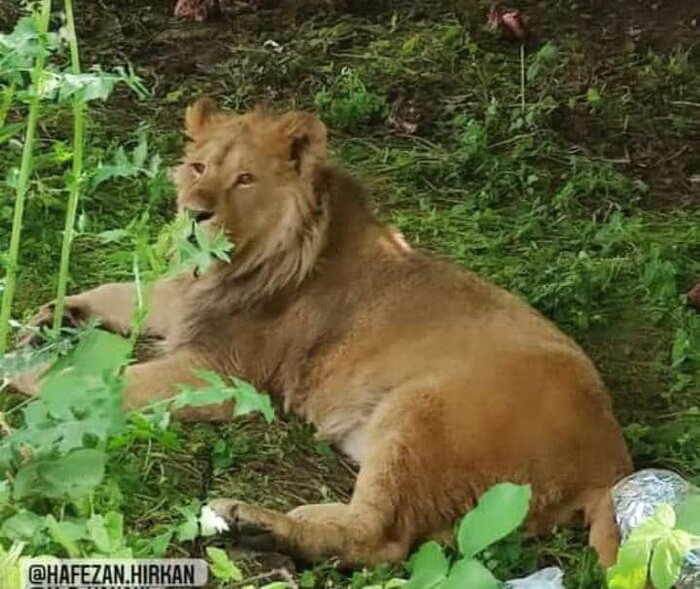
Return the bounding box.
[1,1,699,587]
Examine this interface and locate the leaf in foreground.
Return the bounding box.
[606,504,676,589]
[457,482,532,559]
[404,541,449,589]
[172,370,274,423]
[440,558,500,589]
[206,546,243,582]
[675,495,700,535]
[649,530,692,589]
[13,448,107,500]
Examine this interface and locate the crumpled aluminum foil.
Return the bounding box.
[504,566,565,588]
[613,468,700,589]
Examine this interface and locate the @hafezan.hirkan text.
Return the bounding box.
[23,559,207,588]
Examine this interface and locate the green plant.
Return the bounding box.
[207,546,244,583]
[355,483,533,589]
[0,2,274,569]
[0,2,145,353]
[0,0,52,355]
[314,68,387,131]
[607,503,700,589]
[0,541,23,589]
[52,0,86,335]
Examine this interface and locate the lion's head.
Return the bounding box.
[175,99,332,308]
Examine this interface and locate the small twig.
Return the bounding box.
[671,100,700,108]
[655,145,688,166]
[233,567,299,588]
[0,412,13,436]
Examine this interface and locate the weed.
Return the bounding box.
[314,68,387,130]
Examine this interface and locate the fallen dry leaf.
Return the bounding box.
[174,0,222,21]
[488,4,530,41]
[388,97,421,135]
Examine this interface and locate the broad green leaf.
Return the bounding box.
[87,515,112,554]
[176,513,199,543]
[676,495,700,535]
[0,541,24,589]
[66,329,132,376]
[457,483,532,559]
[6,329,130,463]
[12,450,107,501]
[0,511,46,543]
[651,504,676,530]
[231,378,275,423]
[102,512,125,552]
[649,530,692,589]
[53,71,117,102]
[46,515,85,558]
[206,546,243,582]
[404,541,449,589]
[299,570,316,588]
[627,504,676,547]
[146,531,173,558]
[440,557,500,589]
[0,446,11,479]
[13,460,50,500]
[606,536,654,589]
[41,449,107,498]
[0,481,8,506]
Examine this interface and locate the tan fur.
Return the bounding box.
[16,100,632,568]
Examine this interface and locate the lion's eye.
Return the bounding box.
[191,162,206,176]
[236,172,255,186]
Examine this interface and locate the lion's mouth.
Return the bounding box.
[186,209,215,244]
[190,210,214,224]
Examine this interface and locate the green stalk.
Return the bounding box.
[520,43,526,115]
[0,0,53,354]
[52,0,84,333]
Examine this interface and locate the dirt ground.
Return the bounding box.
[69,0,700,204]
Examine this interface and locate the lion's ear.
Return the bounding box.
[278,111,327,175]
[185,98,218,138]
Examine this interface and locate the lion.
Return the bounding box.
[15,99,632,568]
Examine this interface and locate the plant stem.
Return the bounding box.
[520,43,526,115]
[0,0,53,354]
[53,0,85,333]
[126,252,147,351]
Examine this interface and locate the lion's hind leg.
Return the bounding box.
[208,488,411,567]
[207,396,447,566]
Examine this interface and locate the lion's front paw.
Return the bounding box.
[207,499,288,552]
[18,302,87,348]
